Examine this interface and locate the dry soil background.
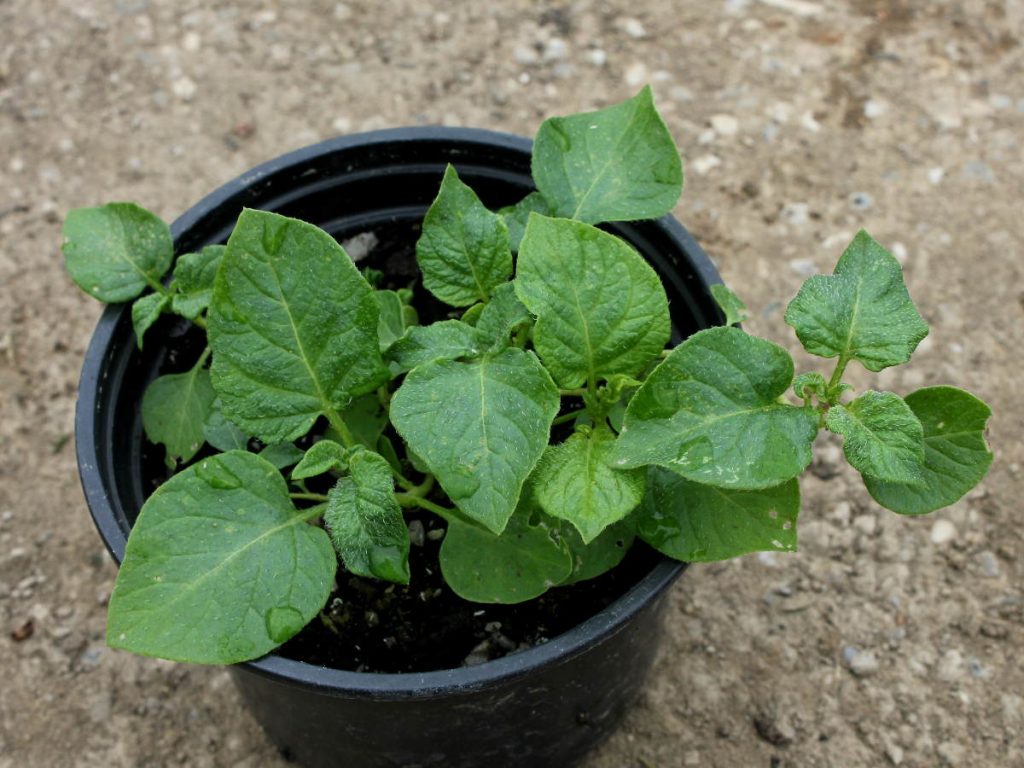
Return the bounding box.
[1,1,1022,766]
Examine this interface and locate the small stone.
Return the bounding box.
[710,114,739,136]
[269,43,291,66]
[937,742,965,766]
[930,520,957,545]
[624,62,648,87]
[513,45,538,65]
[788,258,816,276]
[407,520,425,548]
[891,242,908,264]
[853,514,876,536]
[885,743,904,765]
[927,167,945,185]
[585,48,607,66]
[10,619,33,642]
[800,111,821,132]
[781,202,810,226]
[864,99,887,119]
[171,76,196,101]
[843,646,879,677]
[333,3,352,20]
[962,160,995,183]
[975,550,1000,578]
[849,192,874,210]
[7,547,27,561]
[9,157,25,173]
[692,154,721,175]
[621,17,647,38]
[332,116,353,134]
[542,38,568,62]
[182,31,201,52]
[340,231,378,262]
[937,649,964,682]
[427,528,445,541]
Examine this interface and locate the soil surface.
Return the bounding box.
[1,1,1022,766]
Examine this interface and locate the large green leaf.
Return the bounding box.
[825,391,924,482]
[610,326,819,489]
[106,451,335,664]
[375,289,417,352]
[416,165,512,306]
[208,209,388,444]
[784,230,928,372]
[325,449,410,584]
[533,427,645,543]
[334,393,387,450]
[531,86,682,223]
[63,203,173,303]
[710,284,747,327]
[638,468,800,561]
[390,347,559,534]
[475,281,532,349]
[171,245,225,320]
[385,320,486,374]
[864,386,993,515]
[141,357,216,466]
[203,398,249,452]
[550,516,635,585]
[515,215,670,388]
[440,510,572,603]
[498,191,553,251]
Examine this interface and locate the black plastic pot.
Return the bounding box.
[75,128,724,768]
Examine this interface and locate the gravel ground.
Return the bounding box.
[1,1,1022,766]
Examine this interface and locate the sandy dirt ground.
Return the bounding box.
[1,1,1022,766]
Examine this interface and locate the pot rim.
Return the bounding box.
[76,125,711,699]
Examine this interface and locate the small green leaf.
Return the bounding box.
[498,191,553,251]
[825,391,924,482]
[338,393,388,450]
[531,86,682,224]
[131,292,170,350]
[864,386,993,515]
[792,372,828,401]
[638,468,799,561]
[325,449,410,584]
[292,439,350,480]
[461,302,485,327]
[475,281,532,349]
[550,516,635,585]
[440,509,572,603]
[516,215,670,388]
[611,326,819,489]
[385,320,486,373]
[376,289,417,352]
[710,284,747,327]
[259,442,305,470]
[203,399,249,452]
[533,427,645,543]
[106,451,335,664]
[141,357,216,466]
[171,245,224,320]
[208,209,388,444]
[390,347,559,534]
[416,165,513,306]
[784,230,928,372]
[63,203,173,303]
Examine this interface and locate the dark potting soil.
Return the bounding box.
[137,219,662,673]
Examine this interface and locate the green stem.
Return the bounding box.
[559,388,587,398]
[296,503,328,523]
[324,409,358,449]
[395,493,456,522]
[194,346,212,369]
[191,313,208,330]
[290,492,329,503]
[827,355,850,402]
[553,409,585,426]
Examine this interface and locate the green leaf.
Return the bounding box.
[141,357,216,466]
[638,468,799,561]
[292,439,350,480]
[611,326,820,490]
[203,399,249,452]
[106,451,335,664]
[533,427,646,543]
[476,281,532,349]
[710,284,747,327]
[208,209,388,444]
[531,86,682,223]
[334,393,387,450]
[792,372,828,401]
[376,289,417,352]
[324,449,410,584]
[416,165,513,306]
[63,203,174,303]
[259,442,304,470]
[440,509,572,603]
[825,391,924,482]
[784,230,929,372]
[385,320,486,374]
[516,214,670,388]
[864,386,993,515]
[390,347,559,534]
[131,292,170,350]
[171,245,225,320]
[461,302,485,327]
[550,516,635,585]
[499,191,553,251]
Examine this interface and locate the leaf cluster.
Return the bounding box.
[64,87,992,665]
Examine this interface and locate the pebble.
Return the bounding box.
[849,192,874,210]
[930,519,957,545]
[542,38,568,62]
[843,646,880,677]
[407,520,425,548]
[800,111,822,132]
[332,116,353,133]
[759,0,823,16]
[182,31,201,52]
[891,242,908,263]
[585,48,607,67]
[624,62,648,87]
[937,649,964,682]
[620,17,647,38]
[928,167,945,185]
[853,515,878,537]
[864,99,888,119]
[513,45,538,65]
[937,741,966,766]
[974,550,1000,578]
[962,160,995,184]
[781,202,810,226]
[692,154,721,175]
[788,258,816,276]
[171,76,196,101]
[710,114,739,136]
